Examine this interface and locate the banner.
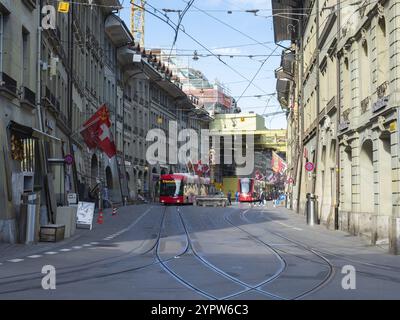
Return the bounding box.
[271,151,287,174]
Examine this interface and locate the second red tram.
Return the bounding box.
[160,173,210,205]
[238,178,258,202]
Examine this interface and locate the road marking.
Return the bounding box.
[90,242,100,245]
[44,251,58,255]
[72,246,82,249]
[59,249,71,252]
[276,221,303,231]
[83,244,92,247]
[27,255,42,259]
[8,259,24,263]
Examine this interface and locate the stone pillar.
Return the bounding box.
[388,0,400,106]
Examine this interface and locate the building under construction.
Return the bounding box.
[152,49,239,116]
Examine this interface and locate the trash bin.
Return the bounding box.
[20,192,40,244]
[306,193,318,226]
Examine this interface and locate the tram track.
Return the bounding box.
[0,206,167,295]
[163,208,286,300]
[232,207,335,300]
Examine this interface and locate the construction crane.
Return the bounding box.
[131,0,146,47]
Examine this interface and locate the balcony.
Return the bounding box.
[0,72,18,98]
[20,86,36,107]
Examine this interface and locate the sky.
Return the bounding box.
[118,0,287,130]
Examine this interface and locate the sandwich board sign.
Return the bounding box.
[76,202,95,230]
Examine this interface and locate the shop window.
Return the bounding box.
[11,134,36,172]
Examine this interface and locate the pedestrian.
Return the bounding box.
[259,190,265,206]
[227,191,232,206]
[102,185,112,209]
[235,191,239,203]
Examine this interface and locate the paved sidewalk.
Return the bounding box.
[246,204,400,266]
[0,204,152,262]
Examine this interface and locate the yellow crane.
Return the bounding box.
[131,0,145,47]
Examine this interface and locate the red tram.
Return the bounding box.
[238,178,258,202]
[160,173,210,205]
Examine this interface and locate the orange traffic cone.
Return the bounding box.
[97,210,104,224]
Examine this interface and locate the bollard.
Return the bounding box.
[306,193,318,226]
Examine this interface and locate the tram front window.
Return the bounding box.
[160,179,184,197]
[240,179,250,193]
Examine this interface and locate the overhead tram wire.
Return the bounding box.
[166,0,196,62]
[135,1,279,98]
[236,46,279,104]
[58,0,377,16]
[179,0,274,52]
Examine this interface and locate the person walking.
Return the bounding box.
[259,190,265,206]
[227,191,232,206]
[235,191,239,203]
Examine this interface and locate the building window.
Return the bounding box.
[22,27,30,87]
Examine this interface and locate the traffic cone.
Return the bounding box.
[97,210,104,224]
[112,207,117,216]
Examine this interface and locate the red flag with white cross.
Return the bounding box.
[80,104,117,158]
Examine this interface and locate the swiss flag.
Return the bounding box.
[194,160,210,176]
[80,104,117,158]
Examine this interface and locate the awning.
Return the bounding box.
[281,49,295,74]
[271,0,303,43]
[8,120,61,143]
[32,128,61,143]
[105,14,133,47]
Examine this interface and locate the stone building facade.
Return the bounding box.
[272,0,400,254]
[0,0,211,244]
